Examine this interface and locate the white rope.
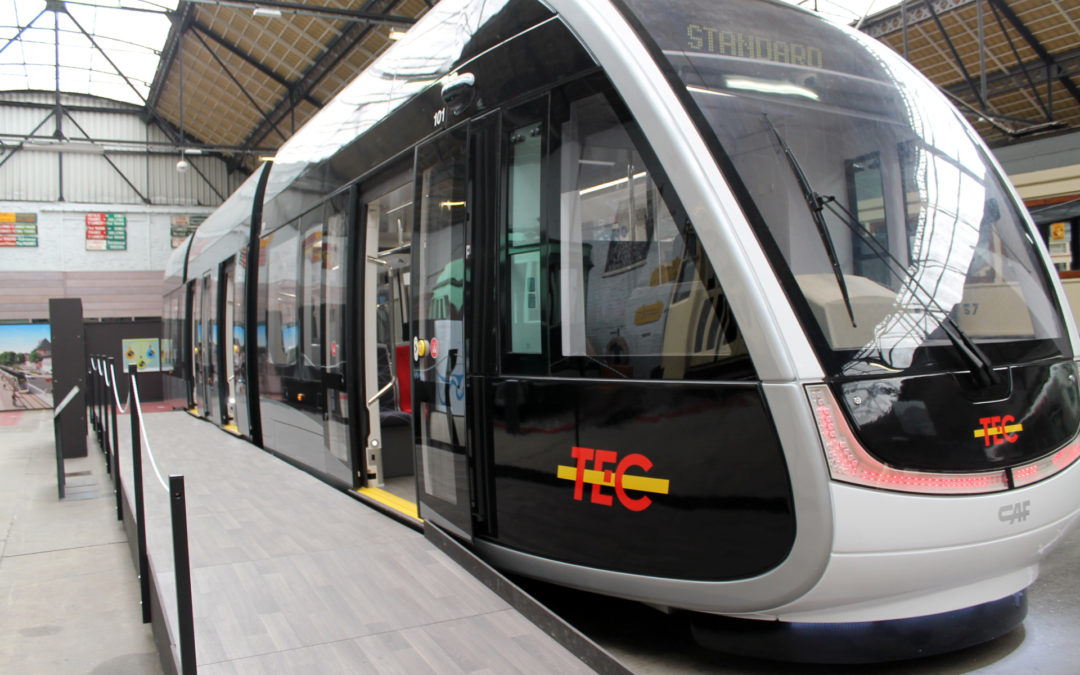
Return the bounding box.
[106,362,131,414]
[131,373,169,493]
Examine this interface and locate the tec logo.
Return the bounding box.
[973,415,1023,447]
[556,446,670,512]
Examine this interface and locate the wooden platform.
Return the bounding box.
[110,410,601,674]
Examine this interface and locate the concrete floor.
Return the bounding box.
[5,403,1080,674]
[522,494,1080,674]
[0,409,161,674]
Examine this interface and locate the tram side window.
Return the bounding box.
[264,223,299,399]
[554,92,752,380]
[507,118,543,356]
[300,210,325,379]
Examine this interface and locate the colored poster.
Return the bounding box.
[0,323,52,411]
[86,212,127,251]
[0,213,38,247]
[122,338,161,372]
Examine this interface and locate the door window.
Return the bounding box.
[414,127,472,537]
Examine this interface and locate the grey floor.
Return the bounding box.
[7,404,1080,674]
[0,410,161,674]
[523,494,1080,674]
[108,409,592,674]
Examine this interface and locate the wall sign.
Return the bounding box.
[86,212,127,251]
[0,213,38,247]
[170,214,206,248]
[122,337,161,372]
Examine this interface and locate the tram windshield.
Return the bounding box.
[622,0,1070,377]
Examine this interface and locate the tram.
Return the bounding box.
[162,0,1080,660]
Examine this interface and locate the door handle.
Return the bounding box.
[367,379,396,407]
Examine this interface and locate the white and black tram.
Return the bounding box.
[161,0,1080,661]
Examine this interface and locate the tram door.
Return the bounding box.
[191,278,204,414]
[362,178,413,492]
[230,252,250,436]
[220,258,236,427]
[322,193,353,484]
[412,124,484,539]
[200,271,221,424]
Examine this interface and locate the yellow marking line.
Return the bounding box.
[556,465,670,494]
[357,487,422,522]
[222,423,241,436]
[973,423,1023,439]
[186,407,199,416]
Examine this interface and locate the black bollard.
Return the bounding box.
[129,364,150,624]
[109,357,122,521]
[170,475,197,675]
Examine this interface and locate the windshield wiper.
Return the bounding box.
[818,191,1001,388]
[764,115,856,327]
[762,117,999,387]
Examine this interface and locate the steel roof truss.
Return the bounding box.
[190,28,290,144]
[948,5,1048,120]
[242,0,397,158]
[62,111,150,203]
[0,109,57,171]
[191,20,322,108]
[60,8,149,107]
[0,8,49,57]
[924,0,988,111]
[986,0,1080,109]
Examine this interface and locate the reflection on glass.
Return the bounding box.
[621,0,1066,375]
[558,94,750,380]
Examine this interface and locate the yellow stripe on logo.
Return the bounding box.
[973,423,1023,439]
[556,465,670,495]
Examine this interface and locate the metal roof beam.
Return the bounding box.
[985,0,1080,108]
[863,0,976,38]
[0,130,276,156]
[241,0,401,161]
[0,99,140,114]
[0,109,57,171]
[0,8,49,57]
[923,0,987,110]
[949,2,1049,118]
[61,7,149,106]
[944,47,1080,101]
[987,0,1051,119]
[146,3,192,115]
[190,20,322,108]
[189,28,290,144]
[183,0,417,26]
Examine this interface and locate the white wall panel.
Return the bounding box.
[3,104,58,136]
[0,151,61,201]
[67,108,149,143]
[2,97,244,207]
[0,200,214,273]
[63,153,150,204]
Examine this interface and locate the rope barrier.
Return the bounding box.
[130,375,169,493]
[107,361,131,414]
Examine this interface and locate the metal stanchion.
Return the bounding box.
[101,358,111,475]
[97,356,106,445]
[109,357,122,521]
[170,475,197,675]
[87,358,97,435]
[129,364,150,624]
[53,385,79,500]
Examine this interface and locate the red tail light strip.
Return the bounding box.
[806,385,1010,495]
[1011,436,1080,488]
